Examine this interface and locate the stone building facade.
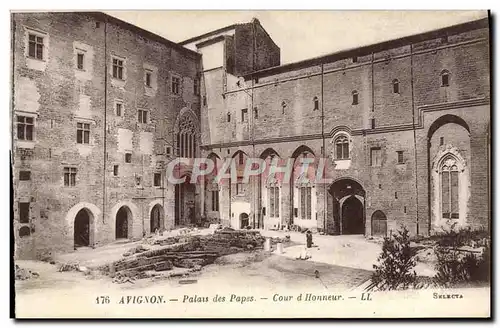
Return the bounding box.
[12,13,490,259]
[182,17,490,237]
[11,12,202,259]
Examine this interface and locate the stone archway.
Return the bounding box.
[74,208,93,248]
[115,206,132,239]
[150,204,164,234]
[341,196,364,234]
[65,202,100,249]
[327,178,366,235]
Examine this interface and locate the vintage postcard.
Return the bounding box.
[11,10,491,319]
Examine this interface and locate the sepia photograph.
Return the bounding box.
[10,9,491,319]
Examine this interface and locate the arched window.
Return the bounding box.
[441,70,450,87]
[441,157,459,219]
[392,79,400,94]
[335,135,349,160]
[352,91,359,105]
[176,115,196,158]
[19,226,31,237]
[313,96,319,111]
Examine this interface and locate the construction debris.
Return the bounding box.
[99,229,266,282]
[15,265,39,280]
[58,262,80,272]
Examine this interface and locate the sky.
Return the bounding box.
[106,10,488,65]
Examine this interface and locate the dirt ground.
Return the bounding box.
[14,229,439,318]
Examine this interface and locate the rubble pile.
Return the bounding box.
[100,229,266,282]
[15,265,39,280]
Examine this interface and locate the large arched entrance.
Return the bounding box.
[371,210,387,237]
[341,196,364,234]
[175,175,196,226]
[150,204,164,233]
[74,208,93,247]
[327,178,366,235]
[115,206,132,239]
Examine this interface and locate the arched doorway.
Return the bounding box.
[150,204,164,233]
[341,196,364,234]
[175,176,196,226]
[371,210,387,237]
[74,209,92,247]
[327,178,366,235]
[115,206,132,239]
[240,213,249,229]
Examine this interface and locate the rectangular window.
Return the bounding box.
[115,102,123,117]
[28,34,44,60]
[154,173,162,187]
[370,118,376,129]
[352,93,359,105]
[19,202,30,223]
[440,137,444,146]
[63,167,77,186]
[19,171,31,181]
[112,58,124,80]
[397,151,405,164]
[241,108,248,122]
[194,78,200,95]
[254,107,258,119]
[211,190,219,211]
[76,122,90,144]
[227,113,231,122]
[113,165,119,176]
[145,71,152,87]
[125,153,132,163]
[138,110,148,124]
[77,53,84,70]
[17,116,34,141]
[370,147,382,167]
[166,146,171,156]
[203,96,207,106]
[171,76,180,95]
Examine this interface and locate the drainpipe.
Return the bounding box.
[321,63,326,232]
[103,19,108,226]
[410,44,420,236]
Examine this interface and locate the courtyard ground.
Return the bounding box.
[13,229,448,318]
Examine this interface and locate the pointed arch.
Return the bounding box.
[259,148,280,159]
[428,114,470,140]
[291,145,315,159]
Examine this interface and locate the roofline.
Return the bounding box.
[83,12,201,59]
[179,23,239,45]
[244,16,489,80]
[179,18,280,51]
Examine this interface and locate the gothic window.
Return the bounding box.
[441,158,459,219]
[300,186,312,220]
[211,189,219,211]
[268,185,280,218]
[335,135,349,160]
[313,96,319,111]
[176,114,196,158]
